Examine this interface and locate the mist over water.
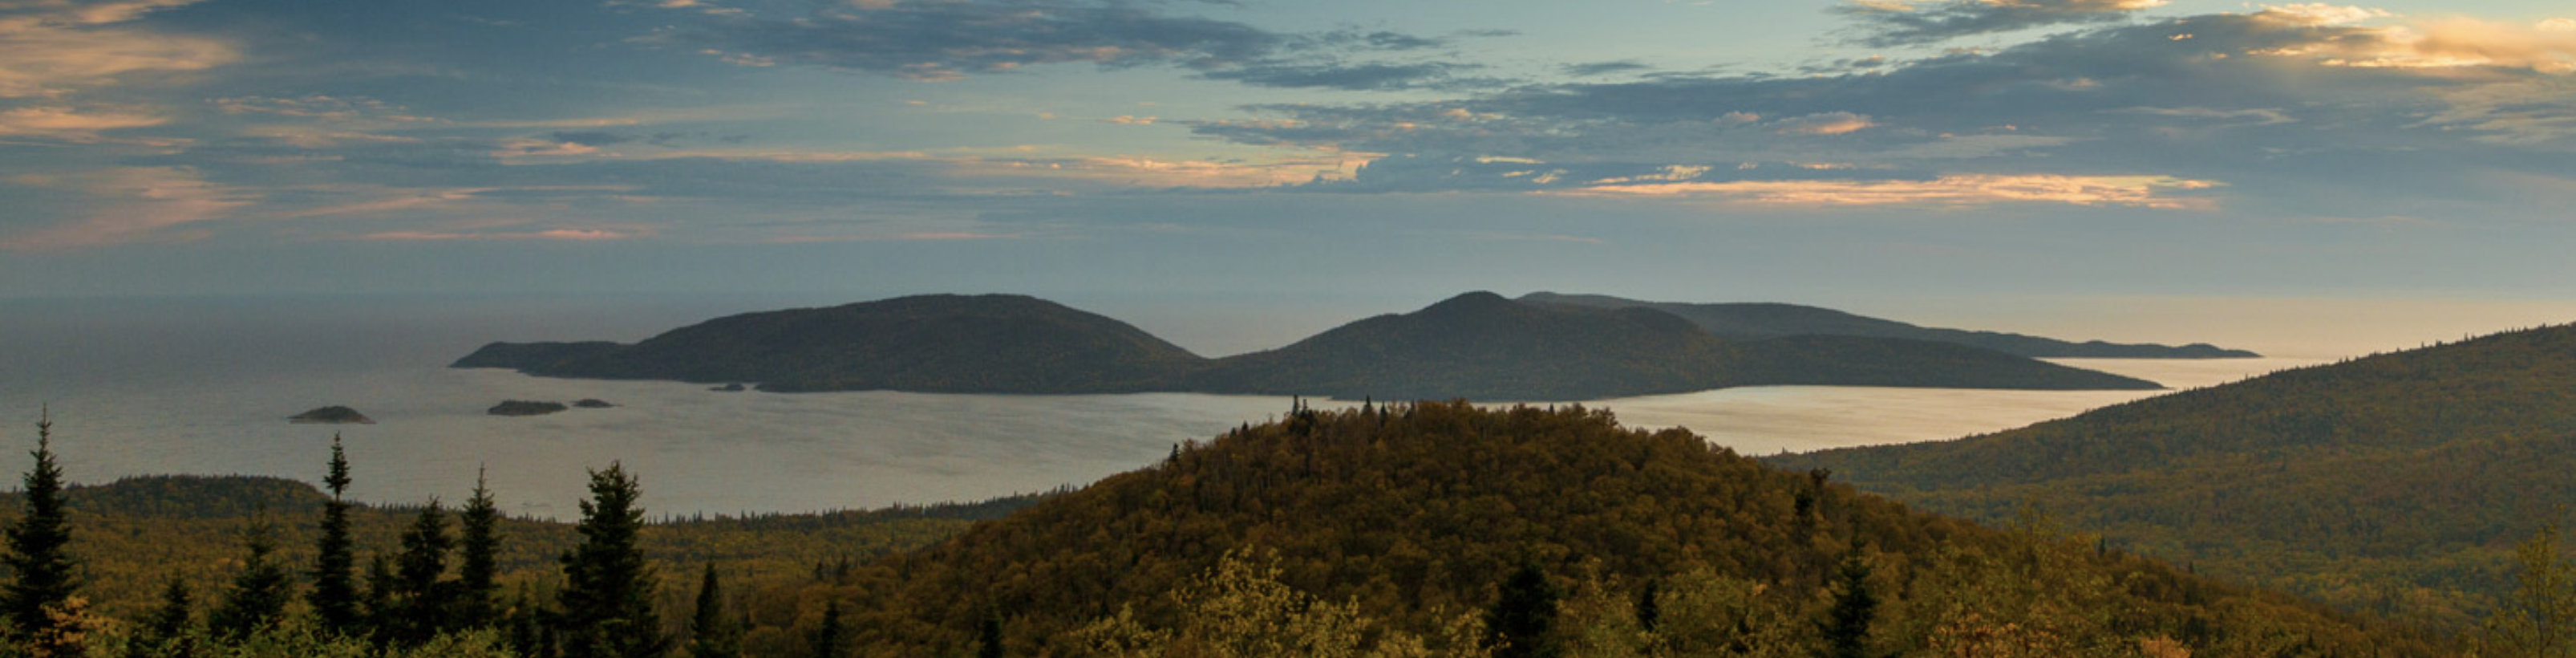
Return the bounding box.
[0,294,2319,518]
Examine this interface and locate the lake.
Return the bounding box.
[0,294,2305,519]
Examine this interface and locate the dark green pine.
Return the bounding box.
[1821,550,1879,658]
[208,513,295,640]
[456,469,504,629]
[686,563,739,658]
[558,462,665,658]
[1,411,80,645]
[310,434,363,636]
[391,500,455,645]
[1484,561,1560,658]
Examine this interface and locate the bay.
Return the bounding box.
[0,294,2303,518]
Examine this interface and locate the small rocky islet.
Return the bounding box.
[287,405,374,424]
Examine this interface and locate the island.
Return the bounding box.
[572,399,617,408]
[455,292,2166,400]
[487,400,569,416]
[1520,292,2261,359]
[288,406,374,424]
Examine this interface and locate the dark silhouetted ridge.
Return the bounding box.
[1522,291,2258,358]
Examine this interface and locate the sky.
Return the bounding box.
[3,0,2575,347]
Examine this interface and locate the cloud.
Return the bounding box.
[1553,173,2220,209]
[0,166,249,250]
[0,104,162,141]
[1197,60,1477,91]
[0,0,234,98]
[656,0,1462,89]
[355,227,644,242]
[1772,111,1877,136]
[662,0,1286,81]
[1837,0,2169,47]
[1177,7,2576,209]
[1563,60,1651,76]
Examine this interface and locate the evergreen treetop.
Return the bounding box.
[559,462,664,658]
[2,409,82,648]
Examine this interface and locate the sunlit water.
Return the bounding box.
[0,295,2308,519]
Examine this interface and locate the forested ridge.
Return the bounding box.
[14,399,2574,655]
[1771,323,2576,629]
[800,402,2432,656]
[1517,293,2258,359]
[457,292,2157,400]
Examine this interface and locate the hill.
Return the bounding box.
[808,401,2430,656]
[453,294,1209,394]
[1521,292,2259,359]
[459,291,2160,400]
[1769,323,2576,628]
[1189,292,2159,400]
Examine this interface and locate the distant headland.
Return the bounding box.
[452,292,2227,400]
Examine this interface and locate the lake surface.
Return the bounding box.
[0,294,2306,519]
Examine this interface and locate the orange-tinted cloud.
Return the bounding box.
[0,2,235,98]
[0,166,249,250]
[0,104,163,141]
[1554,174,2221,209]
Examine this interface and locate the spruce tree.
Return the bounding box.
[309,434,363,636]
[558,462,664,658]
[456,469,504,629]
[363,553,397,645]
[207,514,294,640]
[128,575,195,658]
[685,563,739,658]
[1,411,80,650]
[977,611,1004,658]
[1821,550,1878,658]
[1484,561,1560,658]
[808,599,844,658]
[389,501,455,646]
[1634,578,1661,634]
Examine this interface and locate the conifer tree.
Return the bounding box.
[389,500,455,646]
[685,563,739,658]
[363,553,397,644]
[208,514,294,640]
[808,599,844,658]
[309,434,363,636]
[456,469,504,629]
[1485,561,1560,658]
[558,462,664,658]
[128,575,195,658]
[1821,550,1878,658]
[2,410,81,651]
[977,611,1004,658]
[1634,578,1661,635]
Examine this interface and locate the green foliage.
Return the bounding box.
[205,517,292,642]
[2482,525,2576,657]
[457,472,504,630]
[557,463,663,658]
[1485,562,1560,658]
[685,564,739,658]
[1818,551,1876,658]
[387,502,456,646]
[757,402,2422,656]
[307,437,360,637]
[1775,323,2576,627]
[1060,549,1491,658]
[4,413,83,652]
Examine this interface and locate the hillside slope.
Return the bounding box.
[1523,291,2258,359]
[826,402,2429,656]
[1771,323,2576,627]
[1190,292,2157,400]
[455,294,1210,393]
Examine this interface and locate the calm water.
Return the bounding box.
[0,295,2305,518]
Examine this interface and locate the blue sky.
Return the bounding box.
[3,0,2574,338]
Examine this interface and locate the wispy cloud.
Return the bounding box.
[0,166,249,250]
[1837,0,2168,47]
[0,0,234,98]
[1553,174,2221,209]
[0,104,163,141]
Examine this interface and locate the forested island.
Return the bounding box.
[454,292,2168,400]
[1520,292,2262,359]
